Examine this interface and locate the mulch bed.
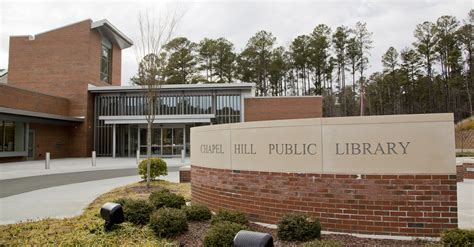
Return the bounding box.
[176,221,440,247]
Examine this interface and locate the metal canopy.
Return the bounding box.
[0,107,84,125]
[91,19,133,49]
[99,114,215,125]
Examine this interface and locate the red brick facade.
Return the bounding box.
[2,20,127,161]
[29,123,73,160]
[244,96,322,122]
[191,165,457,237]
[457,163,474,182]
[180,168,191,183]
[0,84,70,116]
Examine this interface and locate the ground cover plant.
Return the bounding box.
[0,180,445,246]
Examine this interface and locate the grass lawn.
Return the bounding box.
[0,180,442,246]
[0,180,189,246]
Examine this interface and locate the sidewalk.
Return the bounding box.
[0,157,186,224]
[0,157,190,180]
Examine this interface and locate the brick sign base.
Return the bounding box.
[191,166,457,237]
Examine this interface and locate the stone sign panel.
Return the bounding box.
[191,113,455,174]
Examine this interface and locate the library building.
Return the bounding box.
[0,19,322,162]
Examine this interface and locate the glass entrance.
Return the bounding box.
[139,126,184,157]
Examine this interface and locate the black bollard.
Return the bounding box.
[234,230,274,247]
[100,202,124,231]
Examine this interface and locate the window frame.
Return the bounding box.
[100,44,112,84]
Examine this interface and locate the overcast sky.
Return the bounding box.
[0,0,471,85]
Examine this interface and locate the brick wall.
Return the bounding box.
[179,166,191,183]
[7,20,123,157]
[0,84,70,116]
[244,96,322,122]
[457,163,474,182]
[29,123,72,160]
[191,165,457,237]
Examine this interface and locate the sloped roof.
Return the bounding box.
[91,19,133,49]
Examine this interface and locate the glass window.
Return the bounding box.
[100,44,112,83]
[0,121,25,153]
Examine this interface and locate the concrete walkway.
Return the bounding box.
[0,157,189,180]
[0,157,187,224]
[458,179,474,229]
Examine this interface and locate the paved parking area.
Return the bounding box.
[0,157,187,224]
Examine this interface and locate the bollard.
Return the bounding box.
[92,151,96,167]
[45,152,50,169]
[181,149,185,163]
[136,150,140,165]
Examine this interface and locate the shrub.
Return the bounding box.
[203,222,247,247]
[184,204,212,221]
[277,213,321,241]
[304,240,342,247]
[138,158,167,180]
[119,198,154,225]
[456,152,474,157]
[149,207,188,238]
[441,228,474,247]
[113,197,131,207]
[149,189,186,209]
[211,209,248,225]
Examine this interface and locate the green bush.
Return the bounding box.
[211,209,248,225]
[149,189,186,209]
[441,228,474,247]
[138,158,167,180]
[149,208,188,238]
[304,240,342,247]
[277,213,321,241]
[113,197,131,207]
[118,198,154,225]
[456,152,474,157]
[184,204,212,221]
[203,222,247,247]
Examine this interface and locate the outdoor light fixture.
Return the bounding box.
[100,202,124,230]
[234,230,273,247]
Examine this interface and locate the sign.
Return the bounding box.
[191,113,455,174]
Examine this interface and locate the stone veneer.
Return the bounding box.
[191,165,458,237]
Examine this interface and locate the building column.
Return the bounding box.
[112,124,116,158]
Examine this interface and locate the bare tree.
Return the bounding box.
[132,9,182,188]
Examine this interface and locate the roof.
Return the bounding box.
[88,82,256,93]
[91,19,133,49]
[0,107,84,123]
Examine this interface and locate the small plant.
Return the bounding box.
[149,207,188,238]
[211,209,248,225]
[184,204,212,221]
[203,222,247,247]
[138,158,167,180]
[277,213,321,241]
[117,198,154,225]
[149,189,186,209]
[441,228,474,247]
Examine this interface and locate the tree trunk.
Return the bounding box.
[147,120,151,188]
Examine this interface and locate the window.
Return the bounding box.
[0,121,25,153]
[100,44,112,83]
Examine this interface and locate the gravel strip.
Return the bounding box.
[177,221,440,247]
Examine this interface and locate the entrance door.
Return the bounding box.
[27,129,35,160]
[139,126,184,157]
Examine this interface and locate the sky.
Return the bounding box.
[0,0,471,86]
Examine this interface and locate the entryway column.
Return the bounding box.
[112,124,116,158]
